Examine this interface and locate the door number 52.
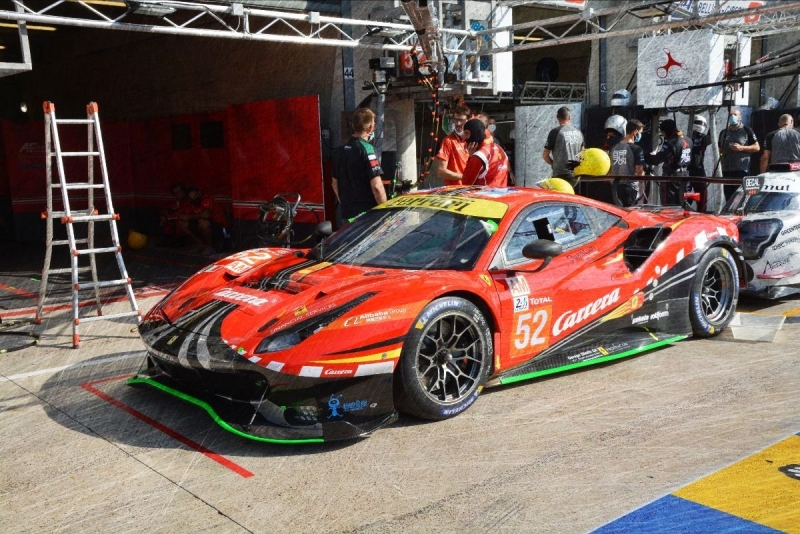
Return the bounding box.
[513,308,550,354]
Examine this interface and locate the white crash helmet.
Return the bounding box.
[610,89,632,107]
[692,116,708,135]
[604,114,627,137]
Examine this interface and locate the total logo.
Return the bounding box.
[553,288,620,336]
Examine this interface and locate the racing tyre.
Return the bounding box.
[690,247,738,337]
[395,297,492,420]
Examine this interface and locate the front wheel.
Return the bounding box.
[394,297,492,420]
[690,247,738,337]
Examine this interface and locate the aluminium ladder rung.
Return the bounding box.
[75,278,130,290]
[79,311,141,324]
[52,183,107,190]
[53,238,89,246]
[48,210,97,219]
[46,266,93,275]
[74,246,121,255]
[54,119,94,125]
[58,151,101,157]
[62,214,119,223]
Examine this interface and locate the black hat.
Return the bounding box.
[463,118,486,144]
[660,119,677,135]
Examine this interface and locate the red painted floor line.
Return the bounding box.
[1,287,171,318]
[0,282,38,300]
[81,375,254,478]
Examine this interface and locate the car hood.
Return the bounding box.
[148,249,446,349]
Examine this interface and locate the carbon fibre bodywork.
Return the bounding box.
[132,187,744,443]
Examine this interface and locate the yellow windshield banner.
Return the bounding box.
[380,195,508,219]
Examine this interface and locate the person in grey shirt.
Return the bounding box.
[718,108,759,199]
[543,106,584,185]
[760,114,800,172]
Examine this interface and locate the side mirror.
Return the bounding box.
[522,239,563,272]
[315,220,332,238]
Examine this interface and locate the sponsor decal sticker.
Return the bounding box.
[416,298,462,328]
[343,307,407,327]
[214,288,270,307]
[778,464,800,481]
[439,388,481,417]
[327,394,368,418]
[507,276,531,297]
[380,195,508,219]
[553,288,620,336]
[513,295,529,313]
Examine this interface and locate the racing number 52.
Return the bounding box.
[512,307,551,356]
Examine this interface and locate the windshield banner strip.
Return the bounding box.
[379,195,508,219]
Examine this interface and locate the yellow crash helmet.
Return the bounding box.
[574,147,611,176]
[539,178,575,195]
[127,230,147,250]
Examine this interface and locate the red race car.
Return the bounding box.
[132,187,744,443]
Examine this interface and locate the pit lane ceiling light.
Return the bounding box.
[0,23,57,31]
[514,36,543,42]
[124,1,177,17]
[20,102,27,113]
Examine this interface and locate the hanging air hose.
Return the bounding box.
[0,318,40,354]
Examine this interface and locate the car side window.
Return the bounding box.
[501,203,612,265]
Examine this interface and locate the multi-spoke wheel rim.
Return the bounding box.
[701,258,735,323]
[414,312,485,404]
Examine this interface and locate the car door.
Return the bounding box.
[489,200,633,369]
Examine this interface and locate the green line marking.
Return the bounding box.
[127,376,325,444]
[499,335,687,385]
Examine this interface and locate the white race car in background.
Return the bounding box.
[725,167,800,299]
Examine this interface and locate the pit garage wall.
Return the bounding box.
[513,103,583,187]
[0,95,323,242]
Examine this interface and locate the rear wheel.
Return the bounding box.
[690,247,738,337]
[394,297,492,420]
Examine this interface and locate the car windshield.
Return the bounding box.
[316,206,502,270]
[724,190,800,213]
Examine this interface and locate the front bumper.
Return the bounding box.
[129,356,397,443]
[132,307,398,443]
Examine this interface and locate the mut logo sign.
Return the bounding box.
[656,48,686,78]
[553,288,620,336]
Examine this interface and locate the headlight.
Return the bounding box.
[738,218,782,260]
[255,292,376,354]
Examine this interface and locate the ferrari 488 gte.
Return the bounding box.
[132,186,744,443]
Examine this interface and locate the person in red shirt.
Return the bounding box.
[434,104,472,186]
[178,187,229,255]
[461,119,510,187]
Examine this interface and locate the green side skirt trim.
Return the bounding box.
[498,335,687,386]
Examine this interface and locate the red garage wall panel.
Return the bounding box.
[227,95,324,222]
[1,96,325,241]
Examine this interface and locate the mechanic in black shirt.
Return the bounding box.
[645,119,691,205]
[332,108,387,223]
[608,119,645,207]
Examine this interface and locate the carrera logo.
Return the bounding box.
[214,288,269,307]
[553,288,620,336]
[323,369,353,376]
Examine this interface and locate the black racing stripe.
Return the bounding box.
[325,335,407,356]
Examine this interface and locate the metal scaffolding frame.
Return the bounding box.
[3,1,800,80]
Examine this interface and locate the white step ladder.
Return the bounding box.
[36,101,140,348]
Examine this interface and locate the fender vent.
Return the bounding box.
[623,227,671,271]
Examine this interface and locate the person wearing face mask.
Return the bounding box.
[332,107,387,223]
[178,186,230,255]
[608,119,645,207]
[718,108,759,200]
[434,104,472,186]
[543,106,584,186]
[687,115,712,211]
[461,119,510,187]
